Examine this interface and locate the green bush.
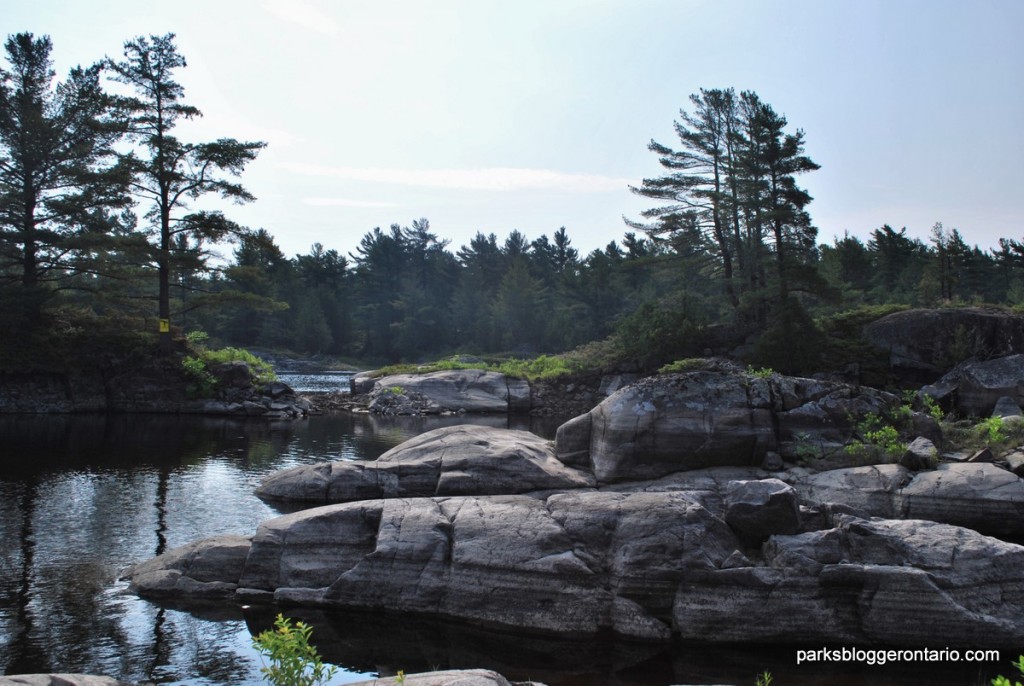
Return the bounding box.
[182,335,277,398]
[252,614,337,686]
[993,654,1024,686]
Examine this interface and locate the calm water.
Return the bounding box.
[0,410,1009,685]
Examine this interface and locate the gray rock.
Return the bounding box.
[348,670,542,686]
[559,371,904,484]
[899,462,1024,537]
[761,451,784,471]
[862,307,1024,377]
[1005,450,1024,477]
[674,515,1024,646]
[127,490,1024,647]
[994,395,1024,417]
[350,371,378,395]
[579,372,777,483]
[0,677,130,686]
[793,464,912,519]
[795,462,1024,538]
[124,534,251,598]
[369,370,523,414]
[929,354,1024,417]
[899,436,938,471]
[723,479,800,541]
[256,425,595,503]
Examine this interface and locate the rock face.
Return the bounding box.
[126,367,1024,649]
[863,307,1024,380]
[0,677,130,686]
[675,514,1024,646]
[922,354,1024,417]
[368,370,531,415]
[0,358,308,418]
[793,462,1024,538]
[349,670,543,686]
[555,371,904,483]
[126,486,1024,647]
[256,425,595,504]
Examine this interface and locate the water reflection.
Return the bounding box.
[0,411,567,684]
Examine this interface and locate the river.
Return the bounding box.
[0,392,1009,685]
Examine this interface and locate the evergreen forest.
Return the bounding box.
[4,32,1024,375]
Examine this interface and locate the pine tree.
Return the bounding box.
[108,33,264,353]
[0,32,128,315]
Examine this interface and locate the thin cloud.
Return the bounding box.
[280,163,633,193]
[303,197,397,208]
[262,0,339,36]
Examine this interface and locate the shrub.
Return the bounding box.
[252,614,337,686]
[993,654,1024,686]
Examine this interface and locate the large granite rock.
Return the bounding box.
[256,425,595,503]
[126,486,1024,647]
[349,671,543,686]
[675,514,1024,646]
[555,371,905,483]
[0,676,130,686]
[368,370,531,415]
[863,307,1024,379]
[922,354,1024,417]
[793,462,1024,538]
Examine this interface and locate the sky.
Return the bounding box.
[4,0,1024,261]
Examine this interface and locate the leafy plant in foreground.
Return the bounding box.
[992,654,1024,686]
[252,614,337,686]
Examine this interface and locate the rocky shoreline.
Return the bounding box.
[123,363,1024,648]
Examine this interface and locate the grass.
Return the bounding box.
[369,339,625,382]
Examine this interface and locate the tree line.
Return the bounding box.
[4,33,1024,371]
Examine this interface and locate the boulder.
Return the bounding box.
[125,534,252,598]
[794,462,1024,538]
[675,515,1024,646]
[863,307,1024,379]
[255,425,595,504]
[899,436,938,471]
[368,370,525,414]
[723,479,800,541]
[899,462,1024,538]
[556,371,903,483]
[349,671,542,686]
[1005,450,1024,477]
[923,354,1024,417]
[994,395,1024,418]
[792,464,911,519]
[0,677,130,686]
[127,490,1024,647]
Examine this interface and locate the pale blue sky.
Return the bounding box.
[5,0,1023,259]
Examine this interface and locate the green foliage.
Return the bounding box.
[755,671,773,686]
[613,297,709,372]
[496,354,582,380]
[975,416,1007,445]
[749,297,824,376]
[909,390,945,422]
[992,654,1024,686]
[747,366,775,379]
[845,411,908,461]
[182,336,277,398]
[252,614,337,686]
[659,358,710,374]
[181,355,217,398]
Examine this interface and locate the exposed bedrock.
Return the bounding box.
[555,371,924,483]
[255,425,595,504]
[794,462,1024,538]
[125,487,1024,647]
[366,370,531,415]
